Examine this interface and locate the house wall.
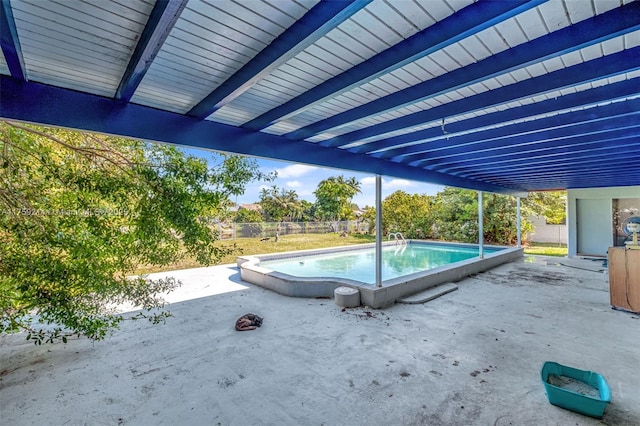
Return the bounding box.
[567,186,640,257]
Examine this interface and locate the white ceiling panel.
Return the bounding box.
[473,27,512,56]
[536,0,572,33]
[10,0,152,96]
[513,7,549,41]
[493,16,529,48]
[0,51,9,75]
[134,0,312,112]
[625,30,640,48]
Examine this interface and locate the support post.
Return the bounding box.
[478,191,484,259]
[516,196,522,248]
[375,175,382,287]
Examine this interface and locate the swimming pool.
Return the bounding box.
[260,243,501,284]
[238,241,523,308]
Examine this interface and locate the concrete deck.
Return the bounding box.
[1,256,638,425]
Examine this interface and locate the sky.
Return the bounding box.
[181,147,443,208]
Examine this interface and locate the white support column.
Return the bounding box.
[516,196,522,248]
[478,191,484,259]
[375,175,382,287]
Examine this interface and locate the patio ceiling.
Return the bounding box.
[1,0,639,196]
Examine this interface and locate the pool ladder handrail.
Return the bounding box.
[388,232,407,245]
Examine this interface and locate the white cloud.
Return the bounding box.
[386,178,415,189]
[360,177,414,189]
[275,164,318,178]
[360,176,377,186]
[286,180,302,188]
[297,189,314,198]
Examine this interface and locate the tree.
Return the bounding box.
[234,207,263,223]
[234,207,264,237]
[482,192,520,245]
[431,187,480,242]
[258,186,302,222]
[382,191,434,239]
[430,187,551,245]
[299,199,316,222]
[525,191,566,224]
[314,176,361,221]
[359,206,377,235]
[0,121,270,343]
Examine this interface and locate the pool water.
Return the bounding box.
[260,243,501,284]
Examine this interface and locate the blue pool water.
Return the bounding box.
[260,243,501,284]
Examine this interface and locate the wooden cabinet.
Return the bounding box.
[608,247,640,314]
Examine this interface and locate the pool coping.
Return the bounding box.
[237,240,523,308]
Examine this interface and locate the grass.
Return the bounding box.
[135,233,375,274]
[135,235,568,274]
[523,242,568,257]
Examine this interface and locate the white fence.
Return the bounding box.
[218,220,370,239]
[220,217,567,244]
[527,216,567,245]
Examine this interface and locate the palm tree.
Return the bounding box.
[259,186,302,222]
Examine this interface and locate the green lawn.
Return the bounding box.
[136,233,375,274]
[522,242,568,257]
[136,235,567,274]
[221,232,376,262]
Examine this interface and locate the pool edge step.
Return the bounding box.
[398,283,458,304]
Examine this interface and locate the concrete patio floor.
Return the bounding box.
[1,256,638,425]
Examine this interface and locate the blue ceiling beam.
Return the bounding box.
[415,121,640,168]
[115,0,187,102]
[482,163,634,182]
[507,177,633,189]
[385,100,640,161]
[493,175,629,190]
[187,0,372,119]
[243,0,544,131]
[437,145,640,183]
[490,172,639,191]
[427,128,640,173]
[515,174,640,187]
[412,126,640,174]
[518,178,640,191]
[462,154,639,186]
[435,132,640,174]
[0,0,26,80]
[480,164,640,189]
[565,176,640,190]
[320,46,640,148]
[393,114,639,163]
[287,1,640,141]
[440,131,640,176]
[456,158,640,189]
[351,78,640,154]
[484,157,639,176]
[0,75,526,196]
[400,109,640,167]
[464,152,637,177]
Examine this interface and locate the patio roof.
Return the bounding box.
[1,0,639,195]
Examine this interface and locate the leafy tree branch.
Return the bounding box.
[0,121,270,343]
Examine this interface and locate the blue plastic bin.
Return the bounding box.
[541,361,611,418]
